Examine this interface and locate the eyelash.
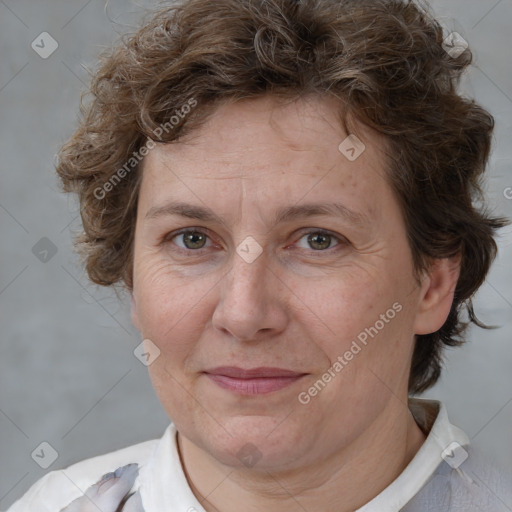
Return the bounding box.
[161,228,348,256]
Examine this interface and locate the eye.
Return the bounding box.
[165,229,213,252]
[162,228,348,255]
[294,230,345,252]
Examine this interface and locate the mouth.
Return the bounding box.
[203,366,308,395]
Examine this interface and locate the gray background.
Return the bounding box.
[1,0,511,508]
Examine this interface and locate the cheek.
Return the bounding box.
[133,257,199,345]
[310,269,386,339]
[308,262,417,381]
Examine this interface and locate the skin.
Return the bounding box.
[131,94,460,512]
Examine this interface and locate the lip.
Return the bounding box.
[204,366,308,395]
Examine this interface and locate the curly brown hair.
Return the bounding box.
[56,0,508,394]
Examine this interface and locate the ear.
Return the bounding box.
[413,254,461,335]
[131,292,141,332]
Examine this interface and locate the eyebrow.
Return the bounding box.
[145,200,370,227]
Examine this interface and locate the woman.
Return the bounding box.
[6,0,511,510]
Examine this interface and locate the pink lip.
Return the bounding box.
[204,366,307,395]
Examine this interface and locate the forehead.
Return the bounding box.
[138,95,392,222]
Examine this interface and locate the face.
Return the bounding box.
[131,95,431,471]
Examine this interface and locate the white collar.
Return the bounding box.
[137,398,469,511]
[138,422,205,511]
[357,398,469,511]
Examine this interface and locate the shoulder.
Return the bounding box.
[405,444,512,512]
[450,444,512,510]
[4,436,159,512]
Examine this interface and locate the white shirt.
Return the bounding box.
[5,398,512,512]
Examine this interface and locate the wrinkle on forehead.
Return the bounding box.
[138,95,390,234]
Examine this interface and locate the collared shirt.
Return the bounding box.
[5,398,512,512]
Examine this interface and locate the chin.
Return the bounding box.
[193,414,316,470]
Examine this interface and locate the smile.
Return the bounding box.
[203,367,308,395]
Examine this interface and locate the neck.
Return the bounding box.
[177,400,426,512]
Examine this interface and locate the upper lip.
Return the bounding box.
[204,366,307,379]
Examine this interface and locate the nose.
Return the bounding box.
[211,249,288,342]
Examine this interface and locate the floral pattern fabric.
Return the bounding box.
[59,463,145,512]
